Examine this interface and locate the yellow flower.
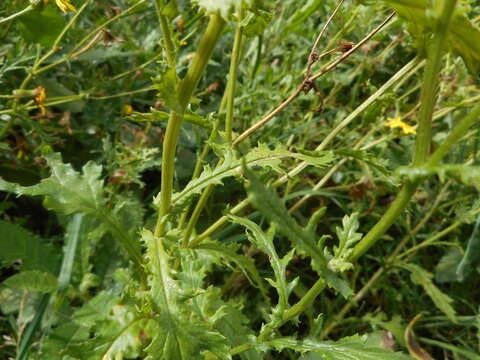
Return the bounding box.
[34,86,47,115]
[385,115,416,135]
[122,104,133,115]
[44,0,77,13]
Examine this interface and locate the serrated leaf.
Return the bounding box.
[4,270,57,293]
[0,153,143,272]
[245,167,352,298]
[335,148,391,177]
[161,144,334,213]
[228,215,296,312]
[142,231,231,359]
[384,0,480,77]
[193,241,268,299]
[0,220,59,273]
[327,213,362,273]
[400,263,456,322]
[153,68,180,112]
[39,291,150,359]
[269,335,413,360]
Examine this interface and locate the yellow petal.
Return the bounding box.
[55,0,77,13]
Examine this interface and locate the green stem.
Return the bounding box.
[413,0,458,166]
[154,14,225,237]
[350,181,419,261]
[182,11,245,243]
[193,58,420,245]
[0,4,35,25]
[427,104,480,167]
[225,7,244,143]
[16,294,50,360]
[154,1,177,69]
[350,0,457,261]
[282,278,326,321]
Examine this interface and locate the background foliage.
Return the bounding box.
[1,0,480,359]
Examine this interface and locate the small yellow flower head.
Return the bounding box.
[34,86,47,116]
[34,86,47,105]
[385,115,416,135]
[44,0,77,13]
[56,0,77,13]
[122,104,133,115]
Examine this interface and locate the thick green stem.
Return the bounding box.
[350,0,457,261]
[154,14,225,237]
[182,11,245,244]
[350,181,419,261]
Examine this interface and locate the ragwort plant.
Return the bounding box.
[1,0,480,359]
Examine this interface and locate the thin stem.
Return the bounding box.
[413,0,458,166]
[155,1,177,69]
[225,7,245,144]
[306,0,345,76]
[0,3,36,25]
[321,181,451,338]
[427,104,480,167]
[232,12,396,146]
[193,58,419,245]
[154,14,225,237]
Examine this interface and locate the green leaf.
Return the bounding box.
[18,5,65,47]
[456,215,480,281]
[193,240,269,299]
[241,8,272,37]
[153,68,180,112]
[0,153,144,273]
[129,110,213,130]
[400,263,457,322]
[335,148,391,177]
[4,270,57,293]
[39,291,150,360]
[0,220,59,273]
[228,215,297,312]
[363,313,406,346]
[245,167,352,298]
[141,230,231,359]
[435,247,463,283]
[269,335,413,359]
[162,144,334,213]
[326,213,363,273]
[383,0,480,77]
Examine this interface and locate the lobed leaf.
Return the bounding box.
[269,334,413,359]
[400,262,457,322]
[3,270,57,293]
[0,220,59,273]
[161,144,334,213]
[228,215,297,312]
[245,167,352,298]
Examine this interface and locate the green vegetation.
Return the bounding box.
[1,0,480,359]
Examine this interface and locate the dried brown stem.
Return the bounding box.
[232,11,396,146]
